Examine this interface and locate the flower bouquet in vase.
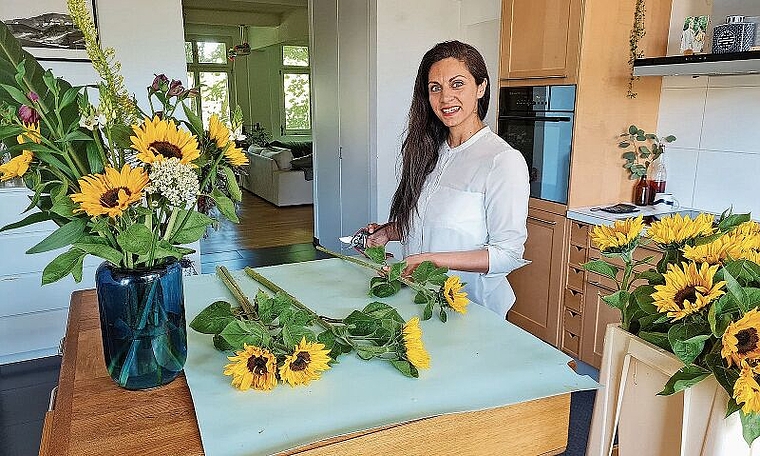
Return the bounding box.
[0,2,248,389]
[583,211,760,454]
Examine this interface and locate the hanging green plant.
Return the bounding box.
[628,0,647,98]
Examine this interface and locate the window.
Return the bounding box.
[281,45,311,135]
[185,38,233,126]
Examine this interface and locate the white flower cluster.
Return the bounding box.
[144,157,199,208]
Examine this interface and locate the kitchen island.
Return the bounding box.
[41,258,597,456]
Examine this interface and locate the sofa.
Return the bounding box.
[242,145,313,206]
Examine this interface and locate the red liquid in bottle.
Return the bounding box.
[648,180,666,203]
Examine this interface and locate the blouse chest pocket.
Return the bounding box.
[425,185,486,234]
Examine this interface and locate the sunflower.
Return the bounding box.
[223,344,278,391]
[208,114,231,149]
[130,116,200,165]
[589,215,644,253]
[682,234,749,265]
[70,165,148,218]
[17,122,42,146]
[443,275,469,313]
[722,309,760,367]
[646,213,715,246]
[734,361,760,414]
[0,150,34,181]
[401,317,430,369]
[223,143,249,167]
[279,337,332,386]
[651,262,725,321]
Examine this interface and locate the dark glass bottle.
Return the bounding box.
[633,174,651,206]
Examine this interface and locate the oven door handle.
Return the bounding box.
[499,115,572,122]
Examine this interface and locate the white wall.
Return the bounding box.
[656,74,760,217]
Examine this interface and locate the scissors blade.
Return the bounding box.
[338,236,354,245]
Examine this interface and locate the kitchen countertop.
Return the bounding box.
[566,205,701,226]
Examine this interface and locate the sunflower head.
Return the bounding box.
[279,337,332,387]
[722,309,760,368]
[647,213,715,247]
[651,262,725,321]
[590,215,644,254]
[223,144,249,167]
[131,116,201,165]
[223,344,278,391]
[443,275,469,313]
[70,164,148,218]
[682,234,749,265]
[734,360,760,414]
[401,317,430,369]
[208,114,231,149]
[0,150,34,182]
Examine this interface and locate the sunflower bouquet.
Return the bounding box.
[583,210,760,444]
[190,266,432,391]
[0,5,246,283]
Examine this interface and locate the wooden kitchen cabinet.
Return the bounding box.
[580,281,621,368]
[508,200,567,346]
[499,0,582,85]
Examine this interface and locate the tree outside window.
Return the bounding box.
[281,45,311,135]
[186,38,232,127]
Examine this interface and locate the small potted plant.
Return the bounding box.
[618,125,676,205]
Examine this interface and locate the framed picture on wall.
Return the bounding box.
[1,0,97,62]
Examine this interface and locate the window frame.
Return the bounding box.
[185,35,234,126]
[279,45,312,137]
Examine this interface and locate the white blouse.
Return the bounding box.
[402,126,530,317]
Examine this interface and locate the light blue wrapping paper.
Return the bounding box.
[182,258,599,455]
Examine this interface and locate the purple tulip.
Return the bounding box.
[179,87,200,99]
[150,74,169,92]
[28,91,39,103]
[167,80,185,97]
[18,105,40,125]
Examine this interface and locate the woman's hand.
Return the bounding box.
[365,223,391,247]
[402,253,436,276]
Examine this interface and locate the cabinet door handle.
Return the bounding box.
[528,215,557,226]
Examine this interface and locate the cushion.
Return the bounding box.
[290,153,313,170]
[247,145,265,155]
[261,148,294,170]
[269,140,312,158]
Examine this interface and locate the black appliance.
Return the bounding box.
[498,85,576,205]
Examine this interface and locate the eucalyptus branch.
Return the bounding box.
[244,266,335,333]
[216,266,258,318]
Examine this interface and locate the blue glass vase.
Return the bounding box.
[95,259,187,390]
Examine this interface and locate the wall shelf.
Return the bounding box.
[633,51,760,76]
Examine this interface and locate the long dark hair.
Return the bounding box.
[389,40,490,241]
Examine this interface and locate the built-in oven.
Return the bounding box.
[497,85,576,205]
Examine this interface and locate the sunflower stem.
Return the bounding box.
[243,266,336,333]
[316,245,424,293]
[216,266,258,318]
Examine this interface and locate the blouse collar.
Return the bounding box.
[444,125,490,153]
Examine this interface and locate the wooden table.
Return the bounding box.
[40,289,571,456]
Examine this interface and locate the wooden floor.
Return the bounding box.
[199,192,328,273]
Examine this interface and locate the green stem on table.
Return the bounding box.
[243,266,336,333]
[315,245,425,293]
[216,266,258,318]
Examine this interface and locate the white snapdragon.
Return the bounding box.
[144,157,199,207]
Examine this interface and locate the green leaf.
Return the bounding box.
[85,140,103,174]
[50,196,76,219]
[108,124,135,149]
[213,334,234,351]
[26,219,86,254]
[220,319,271,350]
[637,331,670,351]
[363,302,405,324]
[621,151,636,160]
[718,213,751,232]
[438,307,448,323]
[390,359,418,378]
[388,261,405,282]
[637,269,665,285]
[72,242,122,266]
[411,261,436,283]
[116,224,153,255]
[282,325,316,350]
[182,102,204,135]
[705,352,739,396]
[722,267,749,311]
[663,135,676,142]
[583,260,619,280]
[414,290,429,304]
[189,301,235,334]
[601,290,629,311]
[344,310,378,336]
[222,166,242,203]
[170,210,213,243]
[628,125,638,135]
[364,246,387,264]
[668,323,711,365]
[423,301,433,320]
[0,211,50,232]
[369,277,401,298]
[355,344,387,360]
[740,410,760,446]
[726,398,742,418]
[59,86,80,109]
[211,188,239,223]
[41,249,86,285]
[317,330,352,359]
[658,365,710,396]
[631,285,657,313]
[0,82,29,105]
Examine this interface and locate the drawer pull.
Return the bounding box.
[528,216,556,226]
[48,386,58,411]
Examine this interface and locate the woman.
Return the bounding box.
[367,40,529,317]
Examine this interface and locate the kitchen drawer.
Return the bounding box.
[563,308,582,335]
[567,265,585,291]
[0,267,96,317]
[586,272,617,292]
[569,244,587,266]
[564,288,583,313]
[562,331,580,357]
[570,222,588,246]
[0,232,100,276]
